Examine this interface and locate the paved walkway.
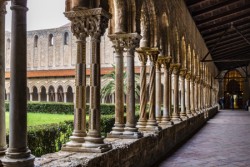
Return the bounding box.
[155,110,250,167]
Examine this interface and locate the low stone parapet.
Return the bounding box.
[32,107,217,166]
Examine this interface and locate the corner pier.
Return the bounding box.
[34,107,218,167]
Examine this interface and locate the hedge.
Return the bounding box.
[5,101,140,115]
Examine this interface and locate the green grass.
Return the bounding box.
[5,112,74,130]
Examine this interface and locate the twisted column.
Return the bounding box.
[171,64,182,123]
[146,48,161,131]
[136,48,148,131]
[2,0,35,166]
[155,58,162,122]
[185,72,193,117]
[159,56,173,128]
[0,0,7,155]
[180,69,188,120]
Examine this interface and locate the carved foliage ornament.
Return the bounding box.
[65,8,111,39]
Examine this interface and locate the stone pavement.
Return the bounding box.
[155,110,250,167]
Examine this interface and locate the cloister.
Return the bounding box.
[0,0,249,166]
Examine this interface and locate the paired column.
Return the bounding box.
[180,69,187,120]
[171,64,182,123]
[2,0,35,166]
[158,56,173,128]
[0,0,7,155]
[63,8,111,152]
[108,33,142,138]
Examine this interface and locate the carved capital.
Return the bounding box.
[0,0,7,15]
[185,71,192,80]
[195,76,200,83]
[171,63,181,75]
[143,47,159,65]
[179,68,187,77]
[64,8,111,39]
[136,48,148,65]
[108,33,142,53]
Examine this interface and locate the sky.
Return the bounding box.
[5,0,70,31]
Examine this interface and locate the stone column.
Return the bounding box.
[123,33,142,137]
[55,93,58,102]
[159,56,173,128]
[6,93,10,101]
[81,8,111,152]
[29,93,33,102]
[64,92,67,103]
[185,72,193,117]
[155,57,162,122]
[62,24,88,149]
[136,48,148,131]
[2,0,35,166]
[169,66,173,118]
[0,0,7,155]
[195,76,200,114]
[180,69,188,120]
[190,77,196,116]
[46,93,49,102]
[146,48,161,131]
[108,34,125,136]
[171,64,182,123]
[38,92,41,102]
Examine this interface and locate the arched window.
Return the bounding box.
[7,38,10,49]
[34,35,38,47]
[40,86,47,101]
[49,34,54,46]
[64,32,69,45]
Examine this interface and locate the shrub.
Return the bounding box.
[5,101,116,115]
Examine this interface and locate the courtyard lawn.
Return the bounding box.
[5,112,74,130]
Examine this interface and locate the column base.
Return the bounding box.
[186,113,194,118]
[156,117,161,123]
[159,121,173,129]
[180,115,188,120]
[136,119,147,131]
[81,136,112,153]
[145,119,161,132]
[1,155,35,167]
[64,135,85,147]
[171,117,182,124]
[109,124,125,135]
[107,131,143,139]
[0,146,7,155]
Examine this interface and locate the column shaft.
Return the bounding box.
[136,50,147,130]
[180,72,187,119]
[0,0,6,155]
[171,64,182,122]
[190,79,196,115]
[112,47,124,134]
[159,57,173,127]
[186,74,192,117]
[155,63,162,122]
[65,38,86,147]
[3,0,35,166]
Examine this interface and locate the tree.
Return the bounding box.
[101,65,140,101]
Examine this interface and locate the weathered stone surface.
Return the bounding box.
[35,107,218,167]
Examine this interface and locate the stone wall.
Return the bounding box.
[34,107,218,167]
